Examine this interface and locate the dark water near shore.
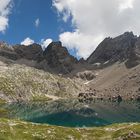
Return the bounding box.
[1,99,140,127]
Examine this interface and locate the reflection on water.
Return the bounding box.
[1,99,140,127]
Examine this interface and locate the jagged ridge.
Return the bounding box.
[87,32,140,68]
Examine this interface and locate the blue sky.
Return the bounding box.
[0,0,139,59]
[0,0,72,45]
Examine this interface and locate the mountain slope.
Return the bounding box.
[0,41,78,74]
[86,62,140,100]
[87,32,140,68]
[0,56,84,102]
[0,32,140,102]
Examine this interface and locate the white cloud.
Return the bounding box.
[53,0,140,59]
[119,0,134,11]
[0,0,12,33]
[41,38,52,50]
[21,37,52,49]
[60,31,103,59]
[21,37,35,46]
[35,18,40,28]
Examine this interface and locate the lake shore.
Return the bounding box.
[0,118,140,140]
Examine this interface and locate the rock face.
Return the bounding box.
[87,32,140,68]
[0,41,78,74]
[43,41,78,74]
[13,43,43,61]
[76,71,96,81]
[0,42,43,61]
[0,42,17,60]
[1,32,140,74]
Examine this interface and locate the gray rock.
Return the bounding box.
[87,32,140,68]
[13,43,43,61]
[76,71,96,80]
[43,41,78,74]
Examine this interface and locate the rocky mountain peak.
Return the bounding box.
[0,42,17,60]
[43,41,78,74]
[0,32,140,74]
[13,43,43,61]
[87,32,139,68]
[46,41,62,50]
[0,41,78,74]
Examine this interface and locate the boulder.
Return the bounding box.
[76,71,96,80]
[111,95,123,102]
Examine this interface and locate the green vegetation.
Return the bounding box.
[0,77,15,95]
[0,109,9,118]
[32,95,52,102]
[0,99,6,104]
[0,119,140,140]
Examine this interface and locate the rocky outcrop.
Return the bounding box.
[87,32,140,68]
[0,42,17,60]
[43,41,78,74]
[0,42,43,61]
[79,58,86,64]
[13,43,43,61]
[78,92,97,103]
[76,71,96,81]
[109,95,123,102]
[0,42,78,74]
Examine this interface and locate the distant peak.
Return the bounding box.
[123,31,134,35]
[87,31,140,68]
[48,41,62,47]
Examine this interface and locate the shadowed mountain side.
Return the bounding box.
[42,41,78,74]
[87,32,140,68]
[1,32,140,75]
[0,41,79,74]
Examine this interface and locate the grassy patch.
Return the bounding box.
[0,77,15,95]
[0,109,9,118]
[32,95,52,102]
[0,119,140,140]
[0,99,6,104]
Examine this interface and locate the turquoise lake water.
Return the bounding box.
[1,99,140,127]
